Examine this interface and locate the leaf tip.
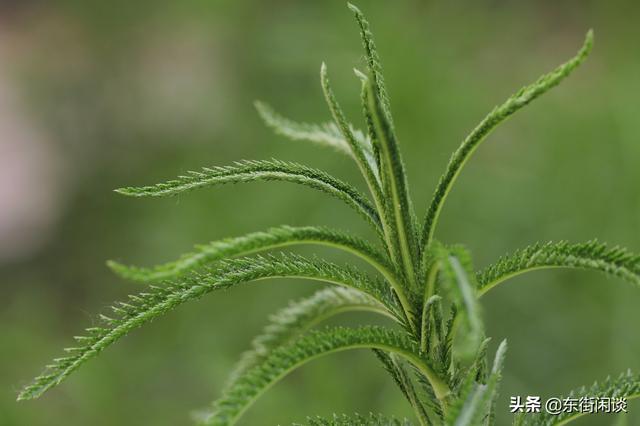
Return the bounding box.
[320,61,328,76]
[585,28,594,45]
[106,259,124,273]
[16,384,42,402]
[353,67,367,81]
[582,29,594,56]
[113,187,135,196]
[496,339,508,359]
[320,62,332,95]
[254,100,270,121]
[346,2,361,15]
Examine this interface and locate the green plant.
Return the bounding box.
[18,3,640,425]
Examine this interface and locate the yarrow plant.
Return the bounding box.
[19,4,640,425]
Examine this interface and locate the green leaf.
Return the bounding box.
[321,65,420,328]
[441,306,459,378]
[446,350,485,425]
[446,340,507,426]
[481,340,508,426]
[452,337,490,392]
[420,30,593,251]
[420,294,443,354]
[373,350,434,424]
[435,245,484,361]
[364,71,418,289]
[114,159,383,236]
[202,326,445,426]
[109,224,416,328]
[108,225,394,283]
[321,64,407,285]
[515,369,639,425]
[297,412,414,426]
[355,68,382,177]
[477,240,640,295]
[320,64,381,184]
[349,3,418,289]
[227,287,392,386]
[17,255,400,401]
[347,3,395,129]
[255,100,373,159]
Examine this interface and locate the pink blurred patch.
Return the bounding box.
[0,37,64,263]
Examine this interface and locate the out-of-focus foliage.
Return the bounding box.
[1,1,639,425]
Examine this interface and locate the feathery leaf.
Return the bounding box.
[297,412,413,426]
[16,4,635,426]
[255,100,374,160]
[451,337,490,393]
[320,65,381,184]
[420,295,442,354]
[349,4,418,289]
[373,350,434,424]
[202,326,445,426]
[17,255,400,401]
[355,68,383,177]
[114,159,383,236]
[481,340,508,426]
[108,225,394,283]
[477,240,640,295]
[436,245,484,361]
[320,64,417,322]
[364,70,419,289]
[227,287,392,385]
[348,3,395,129]
[421,30,593,251]
[446,340,507,426]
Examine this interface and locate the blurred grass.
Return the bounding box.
[1,0,639,424]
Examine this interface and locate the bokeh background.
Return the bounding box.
[1,1,639,425]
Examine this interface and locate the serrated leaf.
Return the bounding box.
[202,326,443,426]
[17,255,400,401]
[108,225,393,283]
[320,63,380,185]
[447,340,507,426]
[255,100,352,155]
[363,70,418,290]
[348,4,418,290]
[373,350,434,424]
[348,3,395,129]
[477,240,640,295]
[114,159,383,236]
[227,287,391,386]
[296,412,414,426]
[435,244,484,362]
[421,30,593,251]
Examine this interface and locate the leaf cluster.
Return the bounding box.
[18,3,639,426]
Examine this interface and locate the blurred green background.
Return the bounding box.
[1,0,638,424]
